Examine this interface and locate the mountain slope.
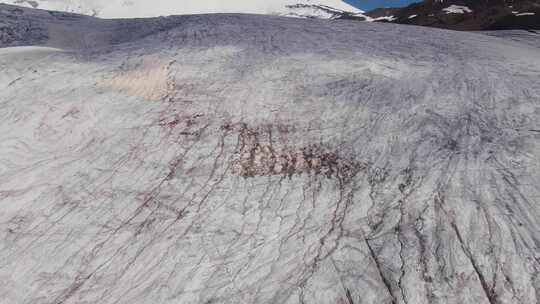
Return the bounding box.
[2,4,540,304]
[1,0,367,19]
[367,0,540,30]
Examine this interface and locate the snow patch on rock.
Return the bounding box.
[442,5,472,14]
[514,12,536,16]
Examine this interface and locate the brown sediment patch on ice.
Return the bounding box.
[99,57,175,101]
[224,122,365,182]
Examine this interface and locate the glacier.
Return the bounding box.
[1,3,540,304]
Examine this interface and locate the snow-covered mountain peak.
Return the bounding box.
[3,0,365,19]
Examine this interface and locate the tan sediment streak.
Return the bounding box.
[99,56,171,101]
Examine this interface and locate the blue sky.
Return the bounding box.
[345,0,420,11]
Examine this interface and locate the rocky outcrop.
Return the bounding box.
[366,0,540,30]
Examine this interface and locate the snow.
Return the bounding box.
[515,12,536,16]
[442,5,473,14]
[0,0,364,18]
[101,0,364,18]
[408,14,417,19]
[277,3,363,19]
[372,15,397,22]
[0,46,63,55]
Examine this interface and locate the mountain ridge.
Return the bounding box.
[366,0,540,30]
